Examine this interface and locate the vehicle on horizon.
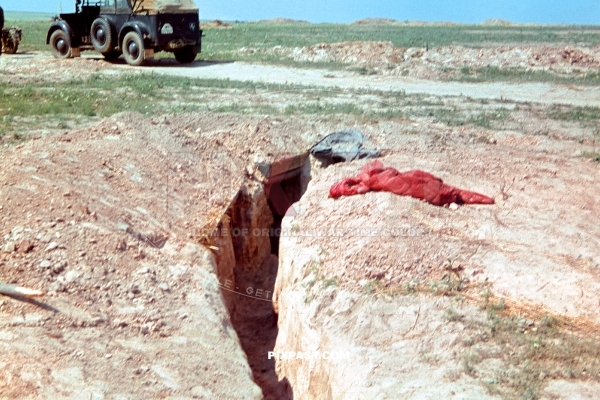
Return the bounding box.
[1,27,22,54]
[47,0,202,66]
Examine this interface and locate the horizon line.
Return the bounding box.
[3,11,600,26]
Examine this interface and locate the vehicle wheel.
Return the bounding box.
[102,51,121,61]
[91,18,113,53]
[122,31,145,66]
[50,30,72,59]
[174,45,198,64]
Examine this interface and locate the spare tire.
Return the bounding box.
[174,45,198,64]
[91,18,113,53]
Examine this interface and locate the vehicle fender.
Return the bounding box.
[119,22,153,48]
[46,20,73,45]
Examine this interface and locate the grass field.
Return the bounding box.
[2,72,599,143]
[4,11,56,21]
[7,13,600,58]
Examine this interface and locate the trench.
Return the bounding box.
[214,154,311,400]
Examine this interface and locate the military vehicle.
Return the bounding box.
[1,27,22,54]
[47,0,202,66]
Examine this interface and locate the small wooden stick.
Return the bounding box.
[0,282,45,298]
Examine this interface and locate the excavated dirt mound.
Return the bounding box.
[240,41,405,67]
[419,45,600,72]
[256,18,310,24]
[201,20,232,28]
[0,56,120,84]
[0,111,320,399]
[283,149,600,324]
[352,18,399,25]
[273,119,600,399]
[240,41,600,76]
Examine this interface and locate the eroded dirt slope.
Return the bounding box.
[0,111,319,399]
[274,117,600,399]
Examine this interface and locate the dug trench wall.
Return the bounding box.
[273,144,600,399]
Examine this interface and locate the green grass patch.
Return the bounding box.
[546,104,600,121]
[4,11,56,21]
[457,66,600,86]
[202,23,600,58]
[581,151,600,162]
[2,20,48,53]
[0,73,519,140]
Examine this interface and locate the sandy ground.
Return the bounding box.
[1,41,600,399]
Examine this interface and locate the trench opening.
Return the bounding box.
[219,156,311,400]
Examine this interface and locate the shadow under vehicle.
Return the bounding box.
[47,0,202,66]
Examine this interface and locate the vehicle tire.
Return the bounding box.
[174,45,197,64]
[102,50,121,61]
[122,31,145,66]
[91,18,113,53]
[50,29,72,59]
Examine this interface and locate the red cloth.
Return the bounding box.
[329,161,494,206]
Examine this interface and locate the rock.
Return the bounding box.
[17,239,34,254]
[115,238,127,251]
[45,242,59,252]
[52,260,68,275]
[48,281,66,293]
[136,267,149,275]
[129,284,141,295]
[2,242,16,253]
[158,283,170,292]
[39,260,52,269]
[40,234,53,243]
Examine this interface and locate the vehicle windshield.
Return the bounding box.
[132,0,198,13]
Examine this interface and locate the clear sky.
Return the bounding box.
[3,0,600,24]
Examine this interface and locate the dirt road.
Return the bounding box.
[134,61,600,107]
[4,52,600,106]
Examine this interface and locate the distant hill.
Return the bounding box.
[4,11,56,21]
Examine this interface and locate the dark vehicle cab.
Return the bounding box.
[47,0,202,65]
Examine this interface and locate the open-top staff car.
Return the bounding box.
[47,0,202,65]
